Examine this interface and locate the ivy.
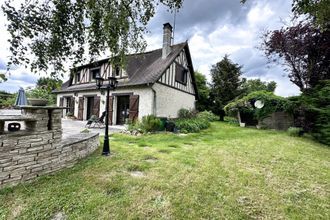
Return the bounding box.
[224,91,293,120]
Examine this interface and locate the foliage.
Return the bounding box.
[174,110,216,133]
[224,116,239,126]
[194,71,211,111]
[287,127,304,137]
[241,78,277,96]
[242,0,329,29]
[262,21,329,91]
[0,73,7,83]
[210,55,243,120]
[196,111,218,122]
[174,117,210,133]
[292,0,330,29]
[129,115,162,133]
[2,0,183,77]
[141,115,162,132]
[36,77,63,92]
[178,108,196,119]
[224,91,292,121]
[290,80,330,145]
[0,91,15,108]
[26,87,56,105]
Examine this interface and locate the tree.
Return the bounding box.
[2,0,183,77]
[241,79,277,96]
[210,55,243,120]
[292,0,330,29]
[194,71,211,111]
[36,77,63,92]
[262,22,330,92]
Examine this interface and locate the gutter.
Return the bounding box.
[148,83,157,116]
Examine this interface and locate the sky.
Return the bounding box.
[0,0,301,96]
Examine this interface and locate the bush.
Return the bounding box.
[128,115,161,133]
[175,117,210,133]
[197,111,218,122]
[288,127,303,137]
[224,116,239,125]
[289,80,330,145]
[178,108,196,119]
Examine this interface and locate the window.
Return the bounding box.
[75,72,81,84]
[114,66,120,77]
[90,68,100,81]
[175,64,188,85]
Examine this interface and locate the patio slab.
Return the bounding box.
[62,118,125,139]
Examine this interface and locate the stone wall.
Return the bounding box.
[0,131,98,188]
[0,107,99,188]
[258,112,294,130]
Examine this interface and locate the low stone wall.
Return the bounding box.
[258,111,294,130]
[0,131,99,188]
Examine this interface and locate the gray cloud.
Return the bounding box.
[0,58,6,70]
[148,0,254,40]
[145,0,298,96]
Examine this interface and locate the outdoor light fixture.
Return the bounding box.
[95,74,118,156]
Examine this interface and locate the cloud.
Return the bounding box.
[0,0,299,97]
[0,58,6,70]
[145,0,298,96]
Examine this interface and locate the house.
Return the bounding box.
[54,23,198,125]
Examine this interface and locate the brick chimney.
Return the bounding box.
[162,23,173,59]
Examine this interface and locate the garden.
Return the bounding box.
[0,122,329,219]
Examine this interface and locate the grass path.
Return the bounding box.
[0,122,329,219]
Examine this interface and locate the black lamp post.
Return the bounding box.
[95,74,118,156]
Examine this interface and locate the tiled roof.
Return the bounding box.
[55,42,189,93]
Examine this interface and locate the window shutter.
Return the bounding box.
[59,97,64,107]
[129,95,139,122]
[92,96,100,117]
[108,96,114,125]
[70,97,75,114]
[78,97,84,120]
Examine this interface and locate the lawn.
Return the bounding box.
[0,122,329,219]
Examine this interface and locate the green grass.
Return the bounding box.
[0,122,329,219]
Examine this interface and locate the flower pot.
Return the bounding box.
[27,98,48,106]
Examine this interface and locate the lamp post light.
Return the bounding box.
[95,74,118,156]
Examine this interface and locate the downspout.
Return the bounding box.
[149,83,157,116]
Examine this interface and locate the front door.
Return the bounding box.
[116,96,130,125]
[86,97,94,120]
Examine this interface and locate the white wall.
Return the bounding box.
[56,86,154,123]
[110,86,154,124]
[153,83,196,118]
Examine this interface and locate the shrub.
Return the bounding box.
[175,118,210,133]
[141,115,162,132]
[178,108,196,119]
[197,111,218,122]
[128,115,161,133]
[224,116,239,125]
[288,127,303,137]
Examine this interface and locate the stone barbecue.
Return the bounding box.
[0,106,99,188]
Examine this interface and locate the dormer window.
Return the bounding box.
[90,68,100,81]
[75,71,81,84]
[112,66,121,78]
[175,64,188,85]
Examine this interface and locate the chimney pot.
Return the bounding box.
[162,23,173,59]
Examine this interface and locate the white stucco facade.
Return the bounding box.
[56,86,154,124]
[152,83,196,118]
